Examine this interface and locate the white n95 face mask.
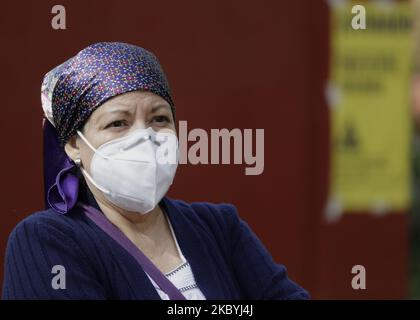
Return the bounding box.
[76,127,179,214]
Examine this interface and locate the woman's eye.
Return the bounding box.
[152,115,170,124]
[105,120,128,129]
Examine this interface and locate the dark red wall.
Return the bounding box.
[0,0,407,299]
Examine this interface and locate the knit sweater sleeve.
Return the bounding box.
[2,212,107,300]
[217,203,310,300]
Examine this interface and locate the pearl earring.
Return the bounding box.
[74,158,82,167]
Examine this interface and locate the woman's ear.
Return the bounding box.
[64,135,80,162]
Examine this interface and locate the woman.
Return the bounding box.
[2,42,309,300]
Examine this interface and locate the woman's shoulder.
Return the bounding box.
[2,208,108,300]
[7,208,86,246]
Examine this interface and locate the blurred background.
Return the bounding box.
[0,0,419,299]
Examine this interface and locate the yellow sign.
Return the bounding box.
[328,2,412,214]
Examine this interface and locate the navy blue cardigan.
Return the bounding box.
[2,196,309,300]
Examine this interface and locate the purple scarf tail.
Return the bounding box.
[43,119,79,213]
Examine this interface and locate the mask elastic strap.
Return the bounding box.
[77,130,110,159]
[76,130,111,195]
[79,166,111,196]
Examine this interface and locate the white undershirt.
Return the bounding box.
[146,215,206,300]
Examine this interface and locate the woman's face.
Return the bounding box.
[65,90,176,175]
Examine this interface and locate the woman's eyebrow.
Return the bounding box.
[150,104,170,113]
[97,109,132,122]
